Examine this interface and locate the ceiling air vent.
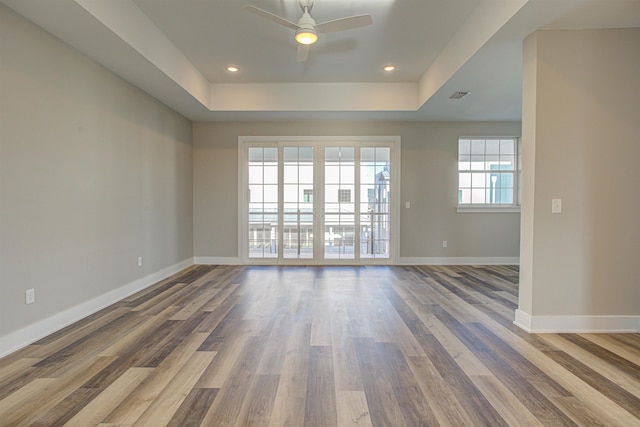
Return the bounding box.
[450,91,471,99]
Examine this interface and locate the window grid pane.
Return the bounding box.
[325,147,356,259]
[248,147,279,258]
[458,137,517,206]
[284,146,314,259]
[359,146,390,258]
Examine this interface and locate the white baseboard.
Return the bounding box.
[194,256,242,265]
[514,309,533,332]
[397,257,519,265]
[514,309,640,333]
[192,256,519,266]
[0,257,195,358]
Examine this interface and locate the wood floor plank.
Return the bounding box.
[470,375,545,427]
[103,332,210,424]
[1,356,117,426]
[411,330,509,426]
[561,333,640,380]
[37,311,143,370]
[422,312,492,376]
[310,297,333,347]
[129,281,191,314]
[406,355,478,426]
[268,321,311,427]
[166,387,219,427]
[330,302,364,392]
[195,334,250,389]
[133,350,216,426]
[255,310,293,376]
[0,377,58,424]
[549,396,612,427]
[0,265,639,426]
[580,333,640,366]
[336,391,372,427]
[353,337,406,426]
[304,346,337,426]
[543,348,640,419]
[608,333,640,351]
[468,323,573,399]
[96,305,182,358]
[64,367,153,427]
[32,305,131,348]
[233,374,280,427]
[541,333,640,397]
[199,335,269,426]
[200,282,241,313]
[433,312,577,426]
[30,387,104,426]
[477,310,640,426]
[0,357,41,396]
[376,341,440,426]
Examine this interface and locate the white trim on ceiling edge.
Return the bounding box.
[514,309,640,333]
[0,257,194,359]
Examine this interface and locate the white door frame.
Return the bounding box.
[238,136,401,265]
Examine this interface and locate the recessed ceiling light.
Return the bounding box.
[226,66,239,73]
[383,65,396,72]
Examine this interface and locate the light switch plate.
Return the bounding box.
[552,198,562,214]
[26,288,35,304]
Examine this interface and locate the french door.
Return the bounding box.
[240,137,399,264]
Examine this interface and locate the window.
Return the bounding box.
[303,189,313,202]
[338,189,351,203]
[458,137,519,211]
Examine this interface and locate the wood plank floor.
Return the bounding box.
[1,265,639,426]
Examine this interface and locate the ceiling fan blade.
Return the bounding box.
[297,44,310,62]
[315,14,372,34]
[244,5,299,31]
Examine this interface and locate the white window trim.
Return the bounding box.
[238,135,401,265]
[456,136,521,213]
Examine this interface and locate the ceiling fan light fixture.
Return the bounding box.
[295,28,318,45]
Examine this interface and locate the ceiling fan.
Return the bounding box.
[245,0,373,62]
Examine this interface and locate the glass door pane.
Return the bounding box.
[360,147,390,258]
[324,147,355,259]
[245,140,394,264]
[248,147,278,258]
[283,146,314,259]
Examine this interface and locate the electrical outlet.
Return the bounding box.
[137,256,143,267]
[442,240,448,248]
[25,288,35,305]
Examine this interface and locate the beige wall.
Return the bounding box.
[193,121,521,260]
[0,5,193,340]
[519,28,640,318]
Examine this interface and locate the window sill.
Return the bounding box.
[456,205,521,213]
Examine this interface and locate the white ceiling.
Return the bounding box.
[2,0,640,122]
